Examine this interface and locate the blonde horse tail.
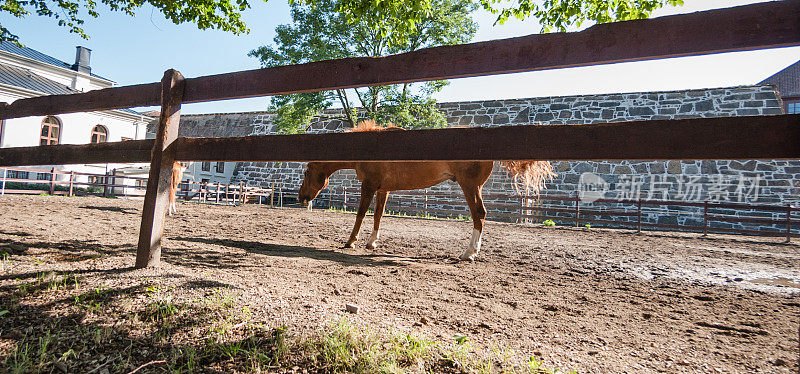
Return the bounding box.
[498,161,556,195]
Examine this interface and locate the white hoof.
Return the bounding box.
[459,249,477,262]
[459,229,482,262]
[365,231,379,249]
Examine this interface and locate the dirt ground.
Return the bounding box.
[0,195,798,373]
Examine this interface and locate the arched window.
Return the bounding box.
[40,116,61,145]
[90,125,108,143]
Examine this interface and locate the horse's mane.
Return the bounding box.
[347,120,404,132]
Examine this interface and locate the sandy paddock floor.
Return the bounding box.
[0,195,798,373]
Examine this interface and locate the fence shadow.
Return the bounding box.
[79,205,139,215]
[169,236,404,267]
[0,276,270,373]
[0,237,134,260]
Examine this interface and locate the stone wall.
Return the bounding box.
[226,85,798,233]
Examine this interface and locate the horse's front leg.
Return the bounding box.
[366,191,388,249]
[458,184,487,262]
[344,185,376,248]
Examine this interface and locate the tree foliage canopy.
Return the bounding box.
[251,0,476,133]
[0,0,254,45]
[479,0,684,32]
[294,0,684,37]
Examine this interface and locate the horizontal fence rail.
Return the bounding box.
[1,1,799,119]
[1,115,799,166]
[0,140,154,166]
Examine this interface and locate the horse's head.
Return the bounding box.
[298,162,330,207]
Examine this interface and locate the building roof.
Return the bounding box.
[759,59,800,98]
[0,41,111,81]
[147,112,265,138]
[0,63,146,116]
[0,63,77,95]
[0,43,148,117]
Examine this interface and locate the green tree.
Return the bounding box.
[479,0,684,32]
[293,0,684,36]
[0,0,255,45]
[250,0,476,133]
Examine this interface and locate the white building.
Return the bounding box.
[0,42,153,191]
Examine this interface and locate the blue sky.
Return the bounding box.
[4,0,800,114]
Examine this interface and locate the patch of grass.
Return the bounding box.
[73,286,110,310]
[1,280,573,374]
[1,252,11,272]
[142,297,183,324]
[298,318,434,373]
[3,331,54,374]
[15,272,80,297]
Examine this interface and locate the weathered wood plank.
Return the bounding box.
[184,1,800,103]
[174,114,800,162]
[0,83,160,120]
[0,139,154,166]
[0,1,798,119]
[5,115,799,165]
[136,70,185,269]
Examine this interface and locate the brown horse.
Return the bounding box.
[298,121,554,261]
[168,161,188,216]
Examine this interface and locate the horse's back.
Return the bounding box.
[357,161,493,191]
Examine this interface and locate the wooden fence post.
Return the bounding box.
[343,188,347,211]
[68,171,74,197]
[1,168,5,195]
[279,184,283,207]
[136,69,185,269]
[270,182,275,207]
[703,201,709,237]
[424,190,428,217]
[111,168,117,196]
[225,183,230,204]
[637,199,642,233]
[49,167,56,195]
[102,170,109,197]
[574,192,580,227]
[785,204,792,243]
[240,181,245,205]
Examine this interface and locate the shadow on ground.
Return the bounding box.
[79,205,140,215]
[169,236,407,268]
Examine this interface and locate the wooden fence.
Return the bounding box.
[0,166,272,204]
[0,1,798,267]
[278,187,798,241]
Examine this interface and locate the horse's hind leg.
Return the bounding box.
[344,185,376,248]
[366,191,388,249]
[458,184,487,262]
